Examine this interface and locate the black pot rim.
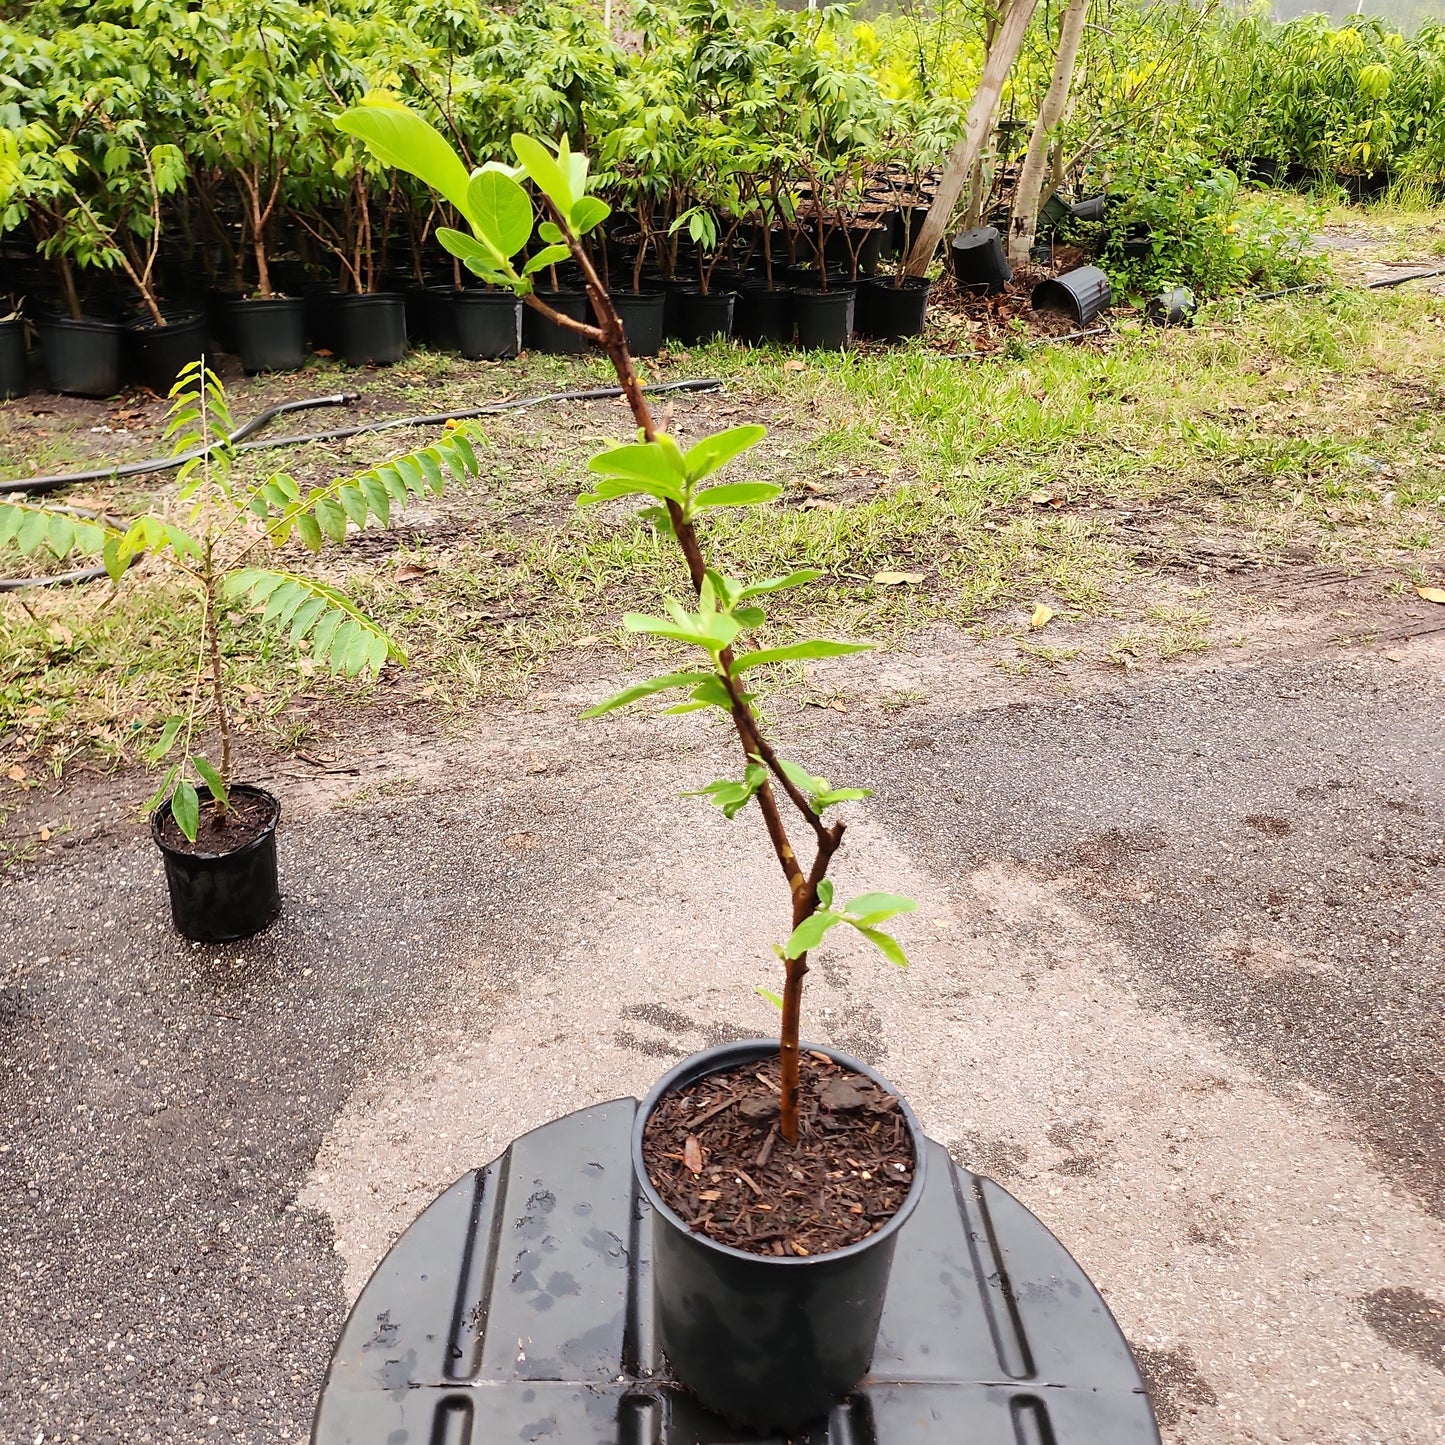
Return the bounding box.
[632,1037,928,1267]
[38,316,125,335]
[860,275,932,293]
[151,782,281,863]
[127,311,205,335]
[228,294,303,308]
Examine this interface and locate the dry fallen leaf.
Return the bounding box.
[6,765,27,782]
[684,1135,704,1174]
[1028,488,1066,506]
[39,827,51,842]
[395,564,433,582]
[873,570,925,586]
[782,358,806,373]
[1418,585,1445,604]
[572,635,601,647]
[1030,603,1055,630]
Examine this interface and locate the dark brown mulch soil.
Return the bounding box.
[158,789,274,855]
[641,1052,915,1258]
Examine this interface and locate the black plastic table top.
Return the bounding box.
[312,1099,1160,1445]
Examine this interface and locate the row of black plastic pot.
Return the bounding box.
[0,274,934,398]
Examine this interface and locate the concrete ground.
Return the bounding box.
[2,608,1443,1444]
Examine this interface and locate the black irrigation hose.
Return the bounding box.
[0,377,723,499]
[0,391,360,496]
[0,377,725,591]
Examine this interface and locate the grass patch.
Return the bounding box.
[3,280,1443,779]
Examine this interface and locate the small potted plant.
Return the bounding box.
[338,100,926,1432]
[0,360,482,940]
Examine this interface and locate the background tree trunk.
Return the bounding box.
[1008,0,1091,268]
[905,0,1041,277]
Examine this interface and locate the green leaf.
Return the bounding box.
[143,762,181,816]
[538,221,566,244]
[732,640,872,674]
[684,763,768,819]
[570,195,611,234]
[145,715,184,764]
[587,442,687,498]
[785,909,845,959]
[313,495,348,543]
[467,167,534,258]
[336,103,475,225]
[191,755,227,806]
[755,987,784,1010]
[664,676,735,714]
[681,424,767,482]
[338,483,369,529]
[358,473,391,526]
[171,779,201,843]
[690,482,782,511]
[845,893,917,926]
[511,133,574,214]
[437,226,515,284]
[852,924,909,968]
[817,878,835,908]
[294,513,323,552]
[580,670,713,718]
[523,243,573,276]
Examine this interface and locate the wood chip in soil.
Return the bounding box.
[641,1052,914,1258]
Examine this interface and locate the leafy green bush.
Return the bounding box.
[1098,159,1326,299]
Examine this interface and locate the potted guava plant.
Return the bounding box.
[336,99,924,1432]
[0,360,481,941]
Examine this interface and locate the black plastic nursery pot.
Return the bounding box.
[454,290,522,360]
[37,316,126,397]
[1032,265,1112,325]
[1069,193,1107,223]
[734,283,794,345]
[151,783,280,943]
[129,312,209,393]
[855,275,931,341]
[950,224,1012,295]
[607,289,666,357]
[228,296,307,373]
[0,318,26,399]
[524,288,589,354]
[421,286,461,352]
[674,288,735,345]
[303,285,344,352]
[793,287,856,350]
[1147,285,1197,327]
[632,1039,928,1432]
[336,293,407,367]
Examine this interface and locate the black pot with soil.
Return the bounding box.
[606,290,666,357]
[734,284,794,346]
[793,287,856,350]
[152,783,281,943]
[855,275,931,341]
[524,288,589,354]
[0,318,27,399]
[128,311,209,393]
[454,290,523,360]
[303,283,344,352]
[674,288,736,345]
[335,293,408,367]
[228,296,307,373]
[633,1039,928,1432]
[37,316,126,397]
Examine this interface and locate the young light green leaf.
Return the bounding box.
[851,924,910,968]
[570,195,611,234]
[467,167,534,258]
[436,226,514,284]
[143,762,181,817]
[171,779,201,843]
[690,482,783,511]
[587,442,687,499]
[844,893,917,926]
[523,244,573,276]
[579,670,713,718]
[731,640,872,674]
[785,909,846,959]
[682,424,767,482]
[816,878,835,908]
[511,133,574,213]
[336,103,475,224]
[755,986,785,1011]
